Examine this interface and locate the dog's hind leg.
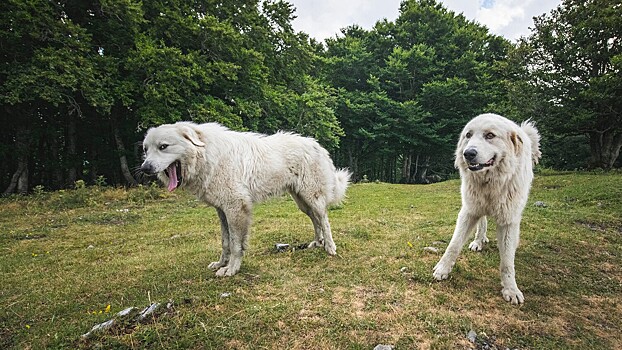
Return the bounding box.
[497,222,524,304]
[290,192,336,255]
[311,209,337,255]
[433,210,479,280]
[214,203,252,277]
[468,216,489,251]
[208,208,230,271]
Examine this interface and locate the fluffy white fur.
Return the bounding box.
[141,122,351,277]
[433,113,541,304]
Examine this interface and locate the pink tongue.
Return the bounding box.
[167,163,178,192]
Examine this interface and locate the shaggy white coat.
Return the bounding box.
[433,113,541,304]
[141,122,350,276]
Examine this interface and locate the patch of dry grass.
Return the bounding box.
[1,172,621,349]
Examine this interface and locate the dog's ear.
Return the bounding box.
[509,131,523,155]
[454,134,465,169]
[179,125,205,147]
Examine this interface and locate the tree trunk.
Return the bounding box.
[588,130,622,170]
[416,155,430,183]
[413,153,419,182]
[67,108,78,186]
[3,128,30,195]
[347,146,359,182]
[49,134,64,189]
[401,152,412,183]
[113,121,138,186]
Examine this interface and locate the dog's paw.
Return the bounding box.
[324,241,337,255]
[432,261,452,280]
[468,239,487,252]
[215,266,238,277]
[501,287,524,305]
[208,261,226,270]
[215,259,241,277]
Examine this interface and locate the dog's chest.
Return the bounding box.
[465,180,511,212]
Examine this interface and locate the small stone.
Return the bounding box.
[275,243,289,251]
[117,307,135,317]
[87,245,94,249]
[400,267,408,273]
[138,303,160,320]
[467,329,477,343]
[534,201,547,208]
[82,300,174,340]
[220,292,232,298]
[423,246,439,253]
[81,319,115,338]
[373,345,394,350]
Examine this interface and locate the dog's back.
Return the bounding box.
[192,122,350,205]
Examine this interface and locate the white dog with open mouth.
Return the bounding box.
[141,122,351,277]
[433,113,541,304]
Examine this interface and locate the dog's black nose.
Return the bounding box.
[141,162,155,175]
[463,148,478,161]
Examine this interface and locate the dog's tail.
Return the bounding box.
[521,120,542,165]
[329,168,352,206]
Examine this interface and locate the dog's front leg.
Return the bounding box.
[497,222,524,304]
[214,204,251,277]
[433,209,479,280]
[209,208,231,271]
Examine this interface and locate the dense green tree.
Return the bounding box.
[1,0,118,191]
[511,0,622,169]
[322,0,510,182]
[3,0,617,192]
[1,0,343,192]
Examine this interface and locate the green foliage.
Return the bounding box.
[323,0,510,182]
[507,0,622,169]
[0,0,344,191]
[1,0,619,192]
[52,182,98,209]
[128,182,164,204]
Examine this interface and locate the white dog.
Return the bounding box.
[433,113,541,304]
[141,122,351,277]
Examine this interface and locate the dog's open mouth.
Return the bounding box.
[467,155,496,171]
[164,161,182,191]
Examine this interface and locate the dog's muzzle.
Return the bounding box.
[463,148,496,171]
[141,162,156,175]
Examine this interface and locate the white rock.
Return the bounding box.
[423,246,439,253]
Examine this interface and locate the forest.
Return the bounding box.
[1,0,621,193]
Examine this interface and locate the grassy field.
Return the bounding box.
[1,172,621,349]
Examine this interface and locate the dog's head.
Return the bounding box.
[141,122,205,191]
[455,113,523,173]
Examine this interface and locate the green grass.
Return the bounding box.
[1,172,621,349]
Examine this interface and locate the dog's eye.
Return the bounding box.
[485,132,496,140]
[465,132,472,139]
[159,144,168,151]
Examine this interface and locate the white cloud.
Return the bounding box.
[477,1,527,32]
[288,0,561,42]
[437,0,561,41]
[289,0,401,40]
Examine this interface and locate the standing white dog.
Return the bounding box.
[141,122,351,277]
[433,113,541,304]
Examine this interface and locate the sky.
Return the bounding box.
[287,0,562,42]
